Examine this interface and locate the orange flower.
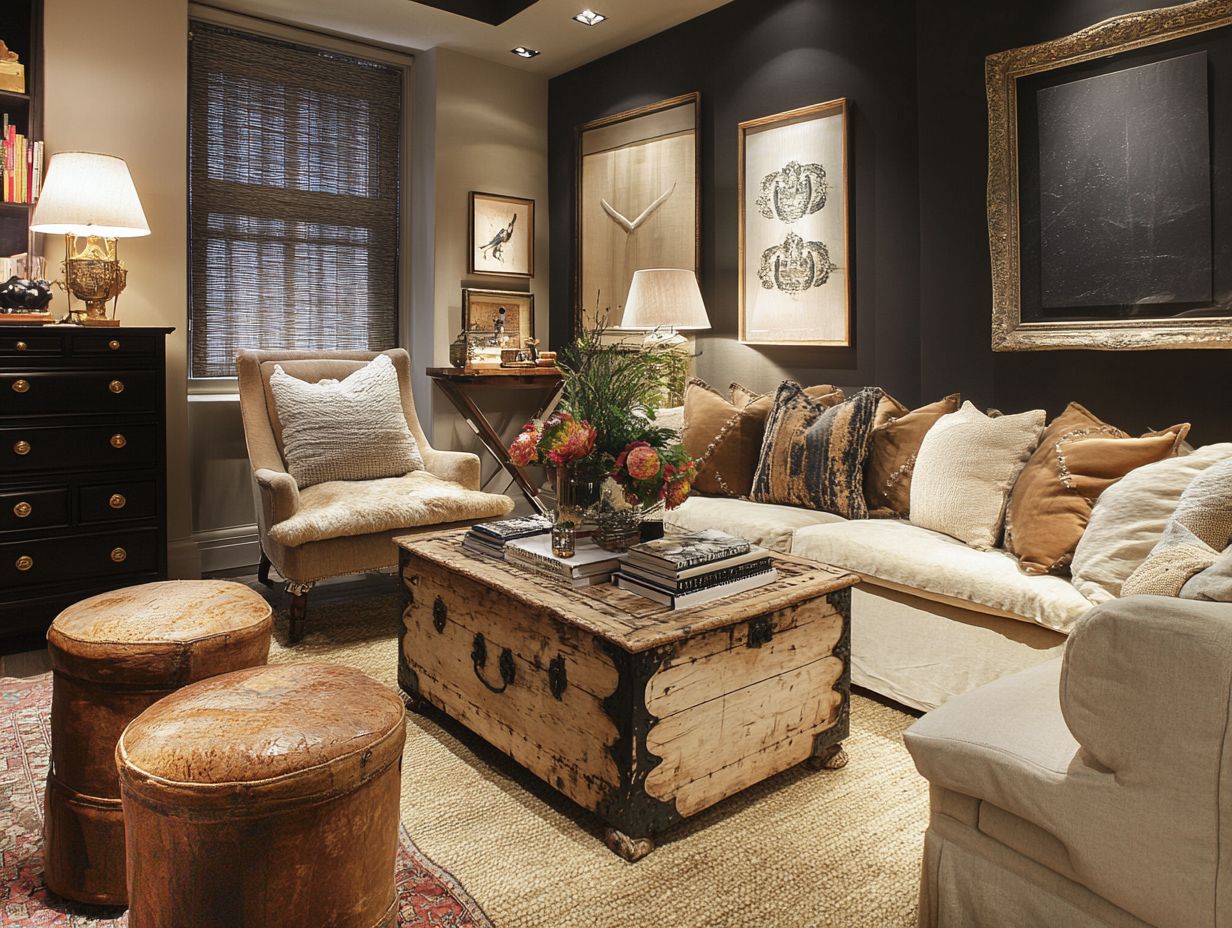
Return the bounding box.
[626,444,660,481]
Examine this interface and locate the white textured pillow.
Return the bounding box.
[269,354,424,488]
[1072,443,1232,603]
[909,401,1045,548]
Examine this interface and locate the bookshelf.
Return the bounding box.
[0,0,42,259]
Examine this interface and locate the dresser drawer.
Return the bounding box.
[73,333,158,358]
[1,527,160,590]
[0,333,62,358]
[0,424,158,475]
[79,479,158,524]
[2,370,158,415]
[0,486,70,533]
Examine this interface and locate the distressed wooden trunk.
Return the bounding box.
[397,531,856,860]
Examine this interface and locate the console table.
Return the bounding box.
[427,367,564,514]
[0,325,173,650]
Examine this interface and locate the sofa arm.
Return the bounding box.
[254,468,300,525]
[1060,595,1232,776]
[423,449,481,490]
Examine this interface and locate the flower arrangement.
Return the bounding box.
[610,440,697,510]
[509,412,596,468]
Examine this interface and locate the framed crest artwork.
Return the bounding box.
[988,0,1232,350]
[469,191,534,278]
[739,98,850,347]
[577,93,700,332]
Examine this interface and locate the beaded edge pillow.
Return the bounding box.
[863,393,962,519]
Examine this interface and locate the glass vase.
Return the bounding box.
[551,463,603,558]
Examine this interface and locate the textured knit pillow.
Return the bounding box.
[269,354,424,489]
[751,383,882,518]
[863,393,961,519]
[1181,546,1232,601]
[1003,403,1189,575]
[1071,443,1232,603]
[909,401,1045,548]
[682,379,843,498]
[1122,458,1232,597]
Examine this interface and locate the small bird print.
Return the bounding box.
[480,214,518,263]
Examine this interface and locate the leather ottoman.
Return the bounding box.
[44,580,272,905]
[116,662,407,928]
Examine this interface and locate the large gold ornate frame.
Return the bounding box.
[987,0,1232,351]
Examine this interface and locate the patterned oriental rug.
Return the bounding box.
[1,576,928,927]
[0,671,492,927]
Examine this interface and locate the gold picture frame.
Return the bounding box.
[575,93,701,334]
[469,191,534,279]
[738,98,850,347]
[987,0,1232,351]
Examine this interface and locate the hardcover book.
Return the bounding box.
[615,567,779,609]
[625,529,752,573]
[472,514,553,542]
[621,556,774,594]
[504,534,622,579]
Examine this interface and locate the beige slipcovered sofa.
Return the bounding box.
[903,595,1232,928]
[237,348,513,641]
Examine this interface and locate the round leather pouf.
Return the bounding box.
[117,662,407,928]
[44,580,272,906]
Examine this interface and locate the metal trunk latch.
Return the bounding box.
[472,633,516,694]
[747,615,774,648]
[547,654,567,700]
[432,596,447,633]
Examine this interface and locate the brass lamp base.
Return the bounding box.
[81,317,121,327]
[63,235,128,327]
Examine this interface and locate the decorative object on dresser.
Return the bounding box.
[237,348,513,643]
[30,152,151,326]
[0,324,172,650]
[739,98,850,346]
[117,662,406,927]
[468,191,534,278]
[398,528,857,861]
[577,92,700,334]
[988,0,1232,351]
[43,580,271,905]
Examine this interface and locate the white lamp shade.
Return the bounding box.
[618,268,711,331]
[30,152,151,238]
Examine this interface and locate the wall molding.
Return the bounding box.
[191,525,262,575]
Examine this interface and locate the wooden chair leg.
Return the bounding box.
[285,582,313,644]
[257,551,273,586]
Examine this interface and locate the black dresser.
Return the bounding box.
[0,325,173,649]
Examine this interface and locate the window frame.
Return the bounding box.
[186,6,414,394]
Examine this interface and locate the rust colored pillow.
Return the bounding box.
[683,380,843,498]
[863,393,961,519]
[1004,402,1190,575]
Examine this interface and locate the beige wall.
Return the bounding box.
[42,0,197,576]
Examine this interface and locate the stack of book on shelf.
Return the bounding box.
[2,116,42,205]
[462,514,552,560]
[504,534,622,588]
[615,529,777,609]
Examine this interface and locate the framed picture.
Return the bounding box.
[462,288,535,343]
[739,98,850,347]
[988,0,1232,350]
[577,93,700,333]
[469,191,534,278]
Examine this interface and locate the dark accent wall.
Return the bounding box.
[550,0,1231,441]
[548,0,922,401]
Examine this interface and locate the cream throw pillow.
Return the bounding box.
[909,401,1045,548]
[269,354,424,488]
[1071,443,1232,603]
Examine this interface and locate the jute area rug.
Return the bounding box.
[263,574,929,928]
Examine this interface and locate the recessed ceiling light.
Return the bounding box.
[573,9,606,26]
[511,46,540,58]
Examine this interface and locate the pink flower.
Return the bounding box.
[664,476,692,509]
[544,415,596,465]
[509,426,539,467]
[625,444,661,481]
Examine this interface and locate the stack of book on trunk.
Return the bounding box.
[504,534,622,588]
[462,514,552,560]
[615,529,777,609]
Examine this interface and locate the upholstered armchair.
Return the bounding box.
[236,348,514,641]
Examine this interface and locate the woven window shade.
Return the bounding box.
[188,23,402,378]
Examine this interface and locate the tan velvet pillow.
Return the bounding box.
[1004,402,1190,575]
[863,393,961,519]
[683,380,843,498]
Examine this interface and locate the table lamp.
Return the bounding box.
[30,151,150,326]
[618,268,711,347]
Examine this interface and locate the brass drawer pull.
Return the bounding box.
[110,547,127,563]
[15,555,33,572]
[471,633,516,694]
[13,501,31,518]
[109,493,127,510]
[108,339,121,351]
[13,440,30,456]
[110,433,127,449]
[108,379,125,394]
[12,379,29,394]
[15,341,27,351]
